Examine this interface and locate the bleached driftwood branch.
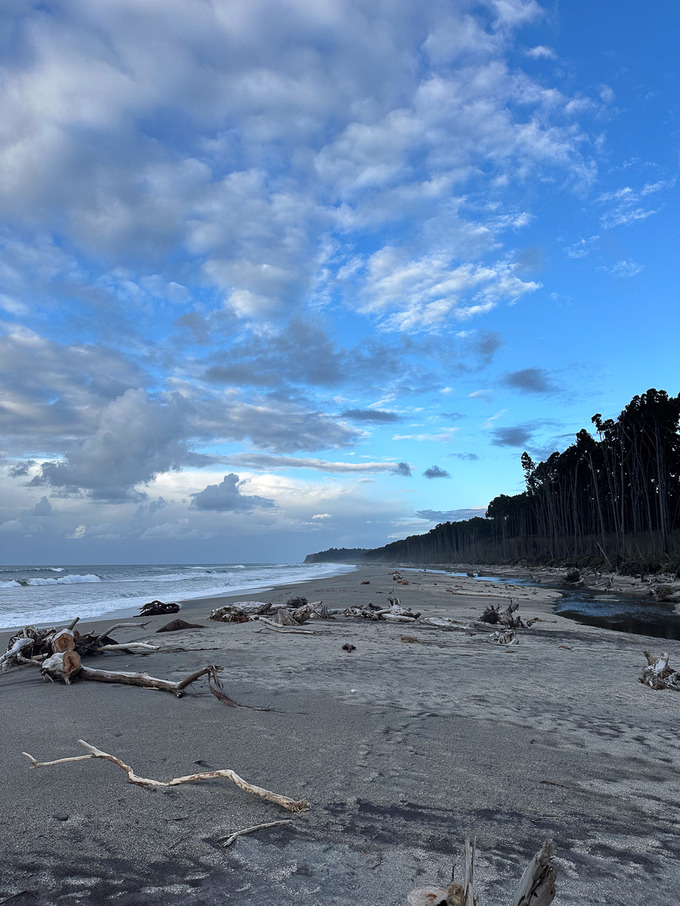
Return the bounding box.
[640,651,680,691]
[218,819,294,847]
[23,740,309,813]
[407,838,556,906]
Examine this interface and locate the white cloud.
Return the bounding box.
[191,473,276,511]
[392,430,458,443]
[564,235,599,259]
[358,248,540,331]
[604,260,644,279]
[597,178,674,229]
[526,45,557,60]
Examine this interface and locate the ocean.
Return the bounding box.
[0,562,357,632]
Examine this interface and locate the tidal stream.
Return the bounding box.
[448,570,680,641]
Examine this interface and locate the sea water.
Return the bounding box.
[0,562,356,631]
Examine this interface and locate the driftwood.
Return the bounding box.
[407,839,556,906]
[2,619,159,672]
[41,656,221,695]
[650,584,675,602]
[640,651,680,690]
[137,600,180,617]
[256,618,315,635]
[23,739,309,813]
[342,600,420,623]
[218,819,293,847]
[479,600,525,630]
[210,601,272,621]
[488,629,518,645]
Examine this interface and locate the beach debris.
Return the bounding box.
[479,600,525,629]
[255,619,315,635]
[342,598,421,623]
[488,629,518,645]
[2,619,166,675]
[564,568,583,586]
[209,598,327,628]
[156,618,205,632]
[407,838,557,906]
[401,635,420,643]
[650,584,675,602]
[417,616,475,633]
[23,739,310,813]
[285,595,308,608]
[218,819,294,847]
[137,600,180,616]
[209,601,272,621]
[40,656,224,695]
[640,651,680,691]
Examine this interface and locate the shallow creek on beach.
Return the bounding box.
[415,567,680,641]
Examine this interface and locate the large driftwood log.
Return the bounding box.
[23,739,309,813]
[41,650,83,683]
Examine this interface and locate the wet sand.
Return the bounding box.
[1,565,679,904]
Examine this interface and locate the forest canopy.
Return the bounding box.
[362,389,680,570]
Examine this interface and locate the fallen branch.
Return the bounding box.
[218,819,293,847]
[95,622,151,642]
[77,663,221,696]
[23,740,310,813]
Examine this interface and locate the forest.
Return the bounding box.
[362,389,680,572]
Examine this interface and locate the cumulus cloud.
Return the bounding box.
[423,465,450,479]
[31,389,195,500]
[394,462,412,476]
[191,474,276,512]
[31,496,53,516]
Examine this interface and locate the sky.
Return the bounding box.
[0,0,678,565]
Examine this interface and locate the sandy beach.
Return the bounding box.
[1,565,679,905]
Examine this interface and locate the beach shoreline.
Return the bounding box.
[1,564,679,904]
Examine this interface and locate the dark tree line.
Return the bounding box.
[363,389,680,569]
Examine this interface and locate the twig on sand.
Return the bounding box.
[23,740,310,813]
[218,819,294,847]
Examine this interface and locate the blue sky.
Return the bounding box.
[0,0,678,564]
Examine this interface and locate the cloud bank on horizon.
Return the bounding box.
[0,0,678,563]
